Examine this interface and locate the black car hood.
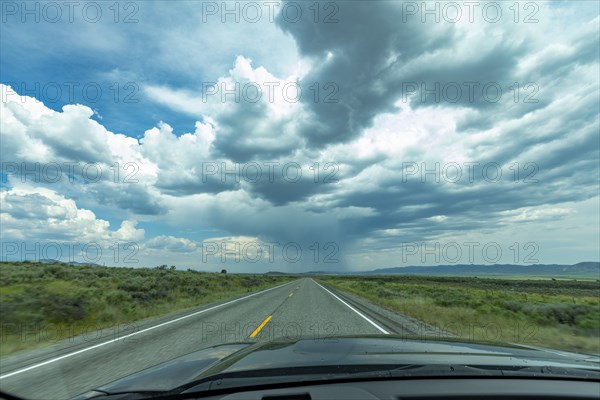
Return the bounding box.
[77,336,600,398]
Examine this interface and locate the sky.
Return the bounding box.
[0,1,599,272]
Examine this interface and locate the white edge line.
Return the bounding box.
[312,279,389,335]
[0,280,297,380]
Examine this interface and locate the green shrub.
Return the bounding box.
[376,287,397,298]
[522,303,593,326]
[42,294,87,323]
[577,313,600,335]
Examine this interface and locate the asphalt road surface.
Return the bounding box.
[0,278,440,399]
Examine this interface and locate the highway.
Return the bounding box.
[0,278,439,399]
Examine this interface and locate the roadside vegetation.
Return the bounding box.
[317,275,600,354]
[0,261,293,356]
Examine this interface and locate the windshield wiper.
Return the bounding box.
[82,364,600,400]
[182,364,600,396]
[388,364,600,379]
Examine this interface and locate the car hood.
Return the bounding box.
[75,336,600,398]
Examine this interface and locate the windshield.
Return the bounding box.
[0,1,599,399]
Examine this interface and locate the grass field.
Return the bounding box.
[0,262,293,356]
[317,275,600,354]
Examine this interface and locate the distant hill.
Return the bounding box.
[266,262,600,277]
[365,262,600,277]
[38,259,102,266]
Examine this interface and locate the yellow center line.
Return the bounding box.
[249,315,272,338]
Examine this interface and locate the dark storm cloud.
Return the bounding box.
[276,1,452,146]
[211,98,301,163]
[85,183,165,216]
[456,23,599,132]
[245,175,337,206]
[326,153,598,248]
[155,175,239,196]
[469,86,600,180]
[186,198,346,270]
